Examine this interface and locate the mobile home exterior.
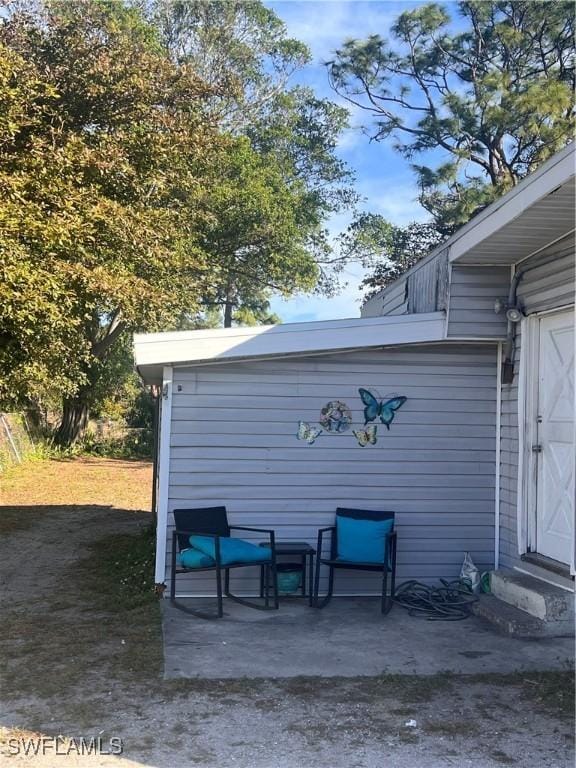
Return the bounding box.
[135,144,575,600]
[362,144,575,588]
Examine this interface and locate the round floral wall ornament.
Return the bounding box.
[319,400,352,433]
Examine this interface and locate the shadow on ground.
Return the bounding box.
[0,459,574,768]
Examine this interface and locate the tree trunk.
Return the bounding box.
[223,285,235,328]
[54,391,90,446]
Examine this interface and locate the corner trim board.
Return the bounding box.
[495,343,502,569]
[155,365,173,585]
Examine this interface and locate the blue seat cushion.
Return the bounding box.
[177,548,215,569]
[336,516,394,564]
[189,535,272,566]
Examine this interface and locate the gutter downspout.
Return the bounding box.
[501,247,570,384]
[501,269,524,384]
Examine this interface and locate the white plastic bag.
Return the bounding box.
[460,551,480,593]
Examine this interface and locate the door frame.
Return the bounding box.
[517,306,575,569]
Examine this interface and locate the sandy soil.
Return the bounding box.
[0,458,574,768]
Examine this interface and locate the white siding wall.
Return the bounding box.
[447,266,510,338]
[498,233,575,569]
[166,344,498,596]
[361,280,407,318]
[381,279,408,315]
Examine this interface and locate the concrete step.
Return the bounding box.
[473,595,574,638]
[490,569,574,623]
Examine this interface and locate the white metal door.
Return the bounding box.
[535,310,575,565]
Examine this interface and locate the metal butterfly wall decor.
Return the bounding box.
[296,390,407,447]
[358,388,407,429]
[297,421,323,445]
[352,424,378,447]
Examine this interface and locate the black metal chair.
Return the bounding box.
[313,507,397,614]
[170,506,279,618]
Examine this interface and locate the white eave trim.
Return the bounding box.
[448,143,575,263]
[134,312,446,382]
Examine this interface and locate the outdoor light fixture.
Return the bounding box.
[505,305,524,323]
[495,274,525,385]
[494,297,524,323]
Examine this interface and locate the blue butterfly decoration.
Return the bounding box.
[358,388,407,429]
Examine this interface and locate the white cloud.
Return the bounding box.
[365,182,429,226]
[270,1,405,64]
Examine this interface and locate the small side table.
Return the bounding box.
[260,541,316,606]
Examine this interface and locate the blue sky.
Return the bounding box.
[266,1,444,322]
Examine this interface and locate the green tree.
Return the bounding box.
[154,0,358,321]
[154,0,310,131]
[338,215,444,300]
[328,1,575,234]
[197,137,320,327]
[0,0,221,443]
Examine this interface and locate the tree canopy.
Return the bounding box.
[0,0,357,443]
[152,0,358,323]
[0,0,220,433]
[338,215,444,300]
[328,1,575,233]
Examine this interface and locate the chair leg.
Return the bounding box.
[381,568,393,615]
[170,559,176,602]
[315,565,334,609]
[313,554,321,606]
[380,568,387,614]
[308,553,314,607]
[224,562,278,611]
[270,558,279,610]
[216,565,224,618]
[263,565,270,608]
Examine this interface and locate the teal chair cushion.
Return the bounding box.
[190,535,272,566]
[178,548,215,569]
[336,516,394,564]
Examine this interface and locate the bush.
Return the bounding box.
[79,429,153,459]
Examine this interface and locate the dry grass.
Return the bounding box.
[0,457,574,768]
[1,457,159,707]
[1,456,152,509]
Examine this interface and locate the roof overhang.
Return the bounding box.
[448,143,575,265]
[135,312,446,384]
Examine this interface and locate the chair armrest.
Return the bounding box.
[173,528,220,538]
[229,525,276,551]
[229,525,274,535]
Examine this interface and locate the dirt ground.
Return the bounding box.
[0,457,574,768]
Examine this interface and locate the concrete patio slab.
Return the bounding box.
[161,597,575,679]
